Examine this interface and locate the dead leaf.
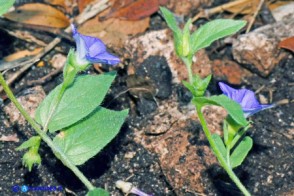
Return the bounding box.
[4,48,42,62]
[268,0,292,10]
[224,0,259,15]
[279,36,294,53]
[0,134,19,142]
[77,0,95,12]
[45,0,76,14]
[80,16,150,47]
[4,3,70,28]
[102,0,159,21]
[45,0,66,7]
[223,0,290,15]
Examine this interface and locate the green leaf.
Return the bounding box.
[16,136,41,151]
[182,19,192,57]
[191,19,246,53]
[160,7,184,57]
[0,0,15,16]
[160,7,181,35]
[193,95,248,126]
[86,188,109,196]
[230,136,253,168]
[53,107,128,165]
[212,134,227,163]
[35,73,116,132]
[183,74,212,97]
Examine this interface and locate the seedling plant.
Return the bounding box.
[160,7,273,196]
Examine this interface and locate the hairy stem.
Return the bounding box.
[196,107,251,196]
[182,57,193,84]
[0,72,95,191]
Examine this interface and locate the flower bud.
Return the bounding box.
[22,147,41,172]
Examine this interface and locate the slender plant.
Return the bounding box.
[0,1,128,195]
[160,7,273,196]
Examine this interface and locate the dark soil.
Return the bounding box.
[1,3,293,196]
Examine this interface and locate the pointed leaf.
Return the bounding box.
[191,19,246,53]
[0,0,15,16]
[16,136,41,151]
[193,95,248,126]
[35,73,116,132]
[183,74,211,97]
[230,136,253,168]
[212,134,227,163]
[160,7,181,35]
[160,7,184,56]
[86,188,109,196]
[53,107,128,165]
[4,3,69,28]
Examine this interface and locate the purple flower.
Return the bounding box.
[219,82,274,117]
[71,24,120,65]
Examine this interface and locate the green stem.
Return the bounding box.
[0,73,95,191]
[182,57,193,84]
[229,124,251,150]
[196,107,251,196]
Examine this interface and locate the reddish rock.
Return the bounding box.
[232,19,294,76]
[212,59,252,84]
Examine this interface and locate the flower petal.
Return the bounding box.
[219,82,274,117]
[71,24,120,65]
[86,52,120,65]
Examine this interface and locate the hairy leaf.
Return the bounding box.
[193,95,248,126]
[53,107,128,165]
[191,19,246,53]
[230,136,253,168]
[16,136,41,151]
[160,7,181,34]
[35,73,116,132]
[212,134,227,163]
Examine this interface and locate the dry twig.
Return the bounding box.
[192,0,250,22]
[246,0,265,33]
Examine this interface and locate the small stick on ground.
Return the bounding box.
[27,67,63,86]
[192,0,250,22]
[0,0,110,92]
[246,0,265,33]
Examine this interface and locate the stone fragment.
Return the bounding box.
[50,53,66,69]
[4,86,45,126]
[212,59,252,84]
[126,29,212,83]
[232,19,294,76]
[272,2,294,22]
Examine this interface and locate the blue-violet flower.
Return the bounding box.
[219,82,274,117]
[71,24,120,66]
